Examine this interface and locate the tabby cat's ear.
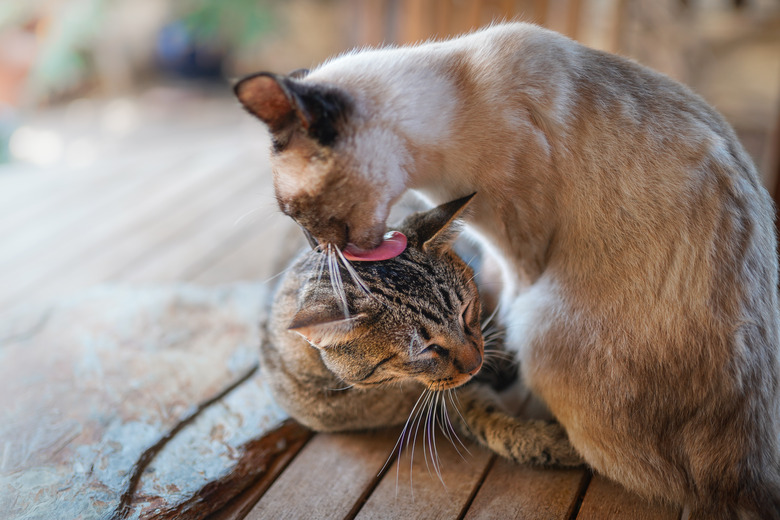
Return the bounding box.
[288,306,367,348]
[410,193,476,252]
[233,72,348,146]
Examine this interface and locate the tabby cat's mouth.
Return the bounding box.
[427,375,474,392]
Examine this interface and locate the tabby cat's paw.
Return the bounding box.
[451,385,584,469]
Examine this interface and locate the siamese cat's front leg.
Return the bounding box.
[452,383,584,468]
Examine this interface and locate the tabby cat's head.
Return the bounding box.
[288,195,483,391]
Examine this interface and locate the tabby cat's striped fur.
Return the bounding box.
[263,196,581,467]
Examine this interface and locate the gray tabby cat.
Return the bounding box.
[263,194,581,467]
[238,23,780,519]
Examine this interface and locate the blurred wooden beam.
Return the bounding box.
[353,0,389,47]
[565,0,583,40]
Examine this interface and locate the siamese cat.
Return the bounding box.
[235,23,780,518]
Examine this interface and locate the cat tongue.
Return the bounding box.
[343,231,407,261]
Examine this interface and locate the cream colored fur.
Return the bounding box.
[237,23,780,519]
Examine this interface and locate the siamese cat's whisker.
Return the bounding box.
[232,207,262,227]
[334,246,372,296]
[326,244,350,318]
[315,248,327,283]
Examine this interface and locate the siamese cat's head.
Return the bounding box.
[285,194,483,391]
[234,69,409,251]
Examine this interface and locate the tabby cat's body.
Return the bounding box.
[263,197,481,432]
[239,23,780,518]
[263,196,580,467]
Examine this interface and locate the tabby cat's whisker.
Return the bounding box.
[383,388,428,497]
[423,390,444,485]
[484,348,516,360]
[430,392,447,487]
[483,333,506,349]
[481,302,502,332]
[447,389,472,454]
[448,389,473,441]
[442,389,471,458]
[409,389,435,495]
[326,384,355,391]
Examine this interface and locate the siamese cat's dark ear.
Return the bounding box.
[288,68,310,79]
[288,306,367,348]
[409,193,476,252]
[233,72,349,147]
[234,72,298,132]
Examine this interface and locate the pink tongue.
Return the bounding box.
[343,231,407,261]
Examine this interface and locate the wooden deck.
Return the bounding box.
[0,89,755,519]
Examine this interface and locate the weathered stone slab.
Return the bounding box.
[0,283,292,520]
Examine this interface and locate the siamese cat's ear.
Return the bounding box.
[234,73,297,132]
[233,72,349,146]
[407,193,476,252]
[288,306,367,348]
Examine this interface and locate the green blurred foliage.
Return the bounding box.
[180,0,275,49]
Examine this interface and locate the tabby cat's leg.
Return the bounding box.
[451,384,584,468]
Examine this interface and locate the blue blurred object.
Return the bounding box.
[156,21,225,80]
[0,106,19,164]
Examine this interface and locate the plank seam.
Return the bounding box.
[343,428,404,520]
[456,454,497,520]
[207,427,315,520]
[566,468,593,520]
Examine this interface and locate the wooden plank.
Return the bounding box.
[0,151,257,310]
[577,474,680,520]
[464,460,586,520]
[355,431,493,520]
[0,150,219,275]
[116,175,272,284]
[188,213,302,285]
[0,159,164,268]
[203,422,313,520]
[246,429,399,520]
[0,147,194,237]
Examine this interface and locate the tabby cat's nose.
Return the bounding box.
[461,348,482,376]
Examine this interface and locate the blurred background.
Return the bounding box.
[1,0,779,317]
